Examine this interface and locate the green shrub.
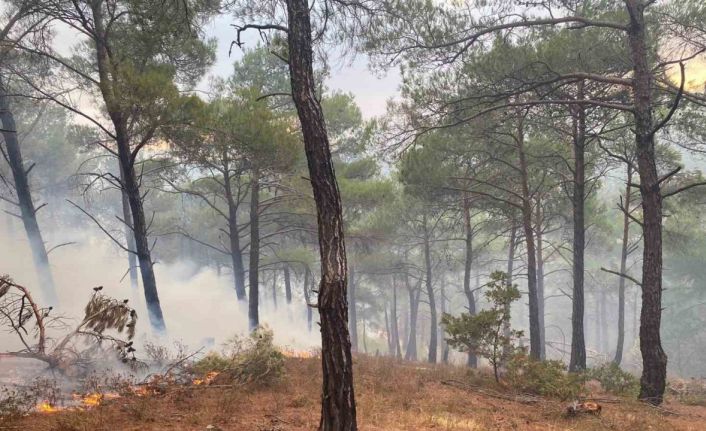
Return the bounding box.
[586,363,640,396]
[192,326,285,386]
[505,353,584,400]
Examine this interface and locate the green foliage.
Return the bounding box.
[506,354,584,400]
[192,326,285,386]
[442,271,522,381]
[585,363,640,396]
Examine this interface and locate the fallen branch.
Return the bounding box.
[441,379,541,404]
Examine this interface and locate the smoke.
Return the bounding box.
[0,217,321,360]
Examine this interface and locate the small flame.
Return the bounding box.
[36,402,60,413]
[193,371,220,385]
[280,348,316,359]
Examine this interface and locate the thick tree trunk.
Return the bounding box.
[0,86,57,304]
[614,167,632,365]
[284,265,292,304]
[626,0,667,405]
[516,115,541,360]
[349,267,358,352]
[462,194,477,367]
[91,4,165,332]
[423,214,437,364]
[224,174,246,300]
[570,81,587,371]
[535,198,546,360]
[286,0,356,426]
[248,170,260,330]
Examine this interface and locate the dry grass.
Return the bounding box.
[3,355,706,430]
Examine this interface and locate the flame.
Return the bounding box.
[36,402,61,413]
[280,348,316,359]
[193,371,220,385]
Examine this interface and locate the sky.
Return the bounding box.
[201,14,401,119]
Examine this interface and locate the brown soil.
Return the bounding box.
[4,356,706,430]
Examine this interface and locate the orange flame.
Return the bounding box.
[36,402,61,413]
[193,371,220,385]
[280,348,316,359]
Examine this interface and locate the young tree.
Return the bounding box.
[443,271,522,382]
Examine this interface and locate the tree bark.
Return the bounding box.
[0,84,57,305]
[569,80,587,372]
[286,0,356,426]
[462,194,477,367]
[248,169,260,330]
[516,114,541,360]
[422,213,437,364]
[614,166,632,365]
[120,182,139,292]
[626,0,667,405]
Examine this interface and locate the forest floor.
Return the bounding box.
[4,355,706,431]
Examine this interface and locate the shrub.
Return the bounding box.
[586,363,640,396]
[506,353,584,400]
[192,326,285,386]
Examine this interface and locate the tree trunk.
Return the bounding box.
[440,277,449,364]
[504,224,517,352]
[248,170,260,330]
[349,267,358,352]
[286,0,356,426]
[626,0,667,405]
[405,278,420,361]
[392,279,401,358]
[614,165,632,365]
[535,199,546,360]
[284,265,292,304]
[224,173,246,300]
[570,81,587,372]
[304,266,313,332]
[516,114,541,360]
[422,214,437,364]
[0,85,57,305]
[91,4,165,332]
[120,183,139,292]
[462,194,477,367]
[272,269,278,310]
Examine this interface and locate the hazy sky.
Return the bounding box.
[202,14,401,119]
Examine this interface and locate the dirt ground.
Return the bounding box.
[3,356,706,430]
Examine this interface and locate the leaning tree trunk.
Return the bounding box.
[286,0,356,426]
[569,81,587,372]
[248,169,260,330]
[0,86,57,305]
[462,194,477,367]
[348,266,358,352]
[91,4,165,332]
[614,165,633,365]
[627,0,667,405]
[422,214,437,364]
[516,114,541,360]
